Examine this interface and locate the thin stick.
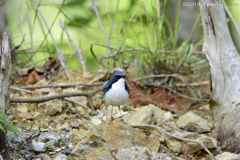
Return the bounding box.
[32,0,73,80]
[10,86,40,94]
[59,20,86,72]
[19,82,104,89]
[10,85,104,111]
[22,0,65,68]
[89,0,111,69]
[64,97,88,109]
[131,124,216,160]
[222,0,240,38]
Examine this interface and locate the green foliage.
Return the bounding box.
[118,0,205,75]
[44,142,55,149]
[0,110,20,136]
[67,156,72,160]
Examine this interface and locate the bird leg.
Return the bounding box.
[118,106,127,124]
[108,105,114,125]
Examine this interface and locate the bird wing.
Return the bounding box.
[125,82,129,94]
[104,80,112,95]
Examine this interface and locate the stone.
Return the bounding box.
[216,152,240,160]
[54,154,68,160]
[65,148,72,154]
[91,118,102,125]
[74,120,160,159]
[115,146,180,160]
[32,140,46,152]
[123,104,167,125]
[166,131,216,154]
[70,119,79,128]
[176,111,211,133]
[18,112,40,120]
[39,154,51,160]
[76,107,91,115]
[38,131,60,145]
[35,88,54,93]
[17,105,28,112]
[56,122,69,130]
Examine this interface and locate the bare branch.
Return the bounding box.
[32,0,73,80]
[59,20,86,72]
[89,0,111,69]
[131,124,216,160]
[10,85,105,111]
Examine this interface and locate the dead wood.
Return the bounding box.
[200,0,240,152]
[10,85,104,112]
[0,32,11,159]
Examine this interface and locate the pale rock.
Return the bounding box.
[165,138,182,153]
[17,105,28,113]
[164,112,173,120]
[76,107,91,115]
[70,119,80,128]
[176,111,211,133]
[123,104,166,125]
[18,112,40,120]
[54,154,67,160]
[91,118,102,125]
[166,131,216,154]
[38,131,60,145]
[32,140,46,152]
[56,122,69,130]
[32,112,40,119]
[31,125,39,132]
[39,154,51,160]
[34,78,48,86]
[35,88,54,94]
[115,146,181,160]
[216,152,240,160]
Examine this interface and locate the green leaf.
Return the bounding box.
[0,110,7,123]
[0,124,5,132]
[187,86,197,99]
[5,125,21,136]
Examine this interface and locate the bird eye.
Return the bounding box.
[115,75,120,79]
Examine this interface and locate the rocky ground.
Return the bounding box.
[5,71,240,160]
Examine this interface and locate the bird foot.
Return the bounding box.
[121,118,127,124]
[108,117,115,126]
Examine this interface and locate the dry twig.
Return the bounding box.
[59,20,86,73]
[32,0,73,80]
[89,0,111,69]
[131,124,216,160]
[10,85,105,111]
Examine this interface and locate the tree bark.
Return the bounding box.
[0,32,11,159]
[200,0,240,152]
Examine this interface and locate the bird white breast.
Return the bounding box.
[104,78,129,106]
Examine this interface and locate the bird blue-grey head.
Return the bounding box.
[104,71,129,106]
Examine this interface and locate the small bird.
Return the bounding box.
[104,71,129,125]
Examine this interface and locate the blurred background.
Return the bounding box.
[0,0,239,75]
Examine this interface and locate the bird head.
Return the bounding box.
[113,71,126,80]
[104,71,129,95]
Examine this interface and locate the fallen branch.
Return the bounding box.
[18,82,104,89]
[64,97,88,109]
[131,124,216,160]
[10,85,105,111]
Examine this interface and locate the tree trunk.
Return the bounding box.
[200,0,240,152]
[0,32,11,159]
